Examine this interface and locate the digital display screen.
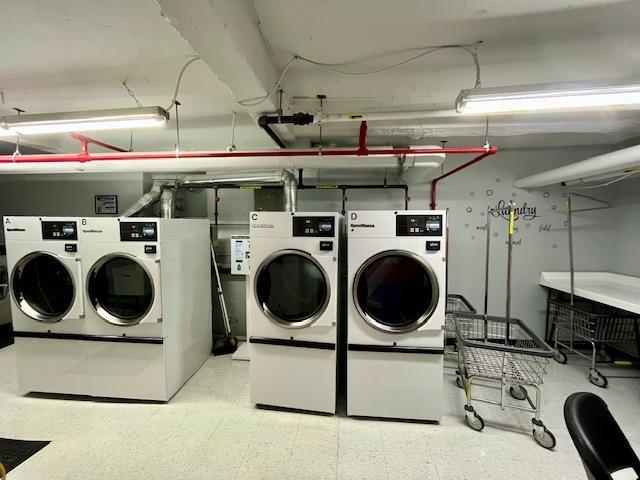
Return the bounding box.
[293,216,335,237]
[120,222,158,242]
[396,215,443,236]
[42,221,78,240]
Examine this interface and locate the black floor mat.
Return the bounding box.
[0,438,50,473]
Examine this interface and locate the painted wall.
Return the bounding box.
[0,173,146,243]
[608,176,640,277]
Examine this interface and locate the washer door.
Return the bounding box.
[87,254,155,326]
[255,249,330,328]
[11,252,76,323]
[354,250,439,333]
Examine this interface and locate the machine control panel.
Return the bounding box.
[396,214,443,236]
[293,216,335,237]
[42,221,78,240]
[120,222,158,242]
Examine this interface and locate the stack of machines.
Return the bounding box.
[248,210,447,421]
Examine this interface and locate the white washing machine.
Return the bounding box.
[0,246,12,332]
[4,216,90,394]
[347,210,447,421]
[80,217,213,401]
[249,212,342,414]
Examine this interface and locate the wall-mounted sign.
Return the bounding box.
[95,195,118,215]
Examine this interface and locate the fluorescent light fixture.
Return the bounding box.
[456,81,640,114]
[0,106,169,135]
[0,126,16,137]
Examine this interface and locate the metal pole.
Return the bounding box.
[567,194,575,307]
[483,206,492,341]
[505,201,515,344]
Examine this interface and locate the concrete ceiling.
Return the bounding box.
[0,0,639,155]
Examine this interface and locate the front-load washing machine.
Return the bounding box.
[4,216,90,394]
[80,217,212,401]
[249,211,342,414]
[347,210,447,421]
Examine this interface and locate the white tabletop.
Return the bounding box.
[539,272,640,315]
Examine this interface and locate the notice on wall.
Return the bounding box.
[230,235,250,276]
[95,195,118,214]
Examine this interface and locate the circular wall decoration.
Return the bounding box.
[470,192,475,197]
[466,207,473,213]
[543,192,550,199]
[486,189,494,196]
[563,220,569,227]
[552,244,558,249]
[496,178,501,183]
[551,205,557,210]
[480,211,485,217]
[511,192,517,197]
[465,223,470,228]
[527,188,533,193]
[471,235,476,240]
[493,233,499,238]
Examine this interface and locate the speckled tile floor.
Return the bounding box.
[1,343,639,479]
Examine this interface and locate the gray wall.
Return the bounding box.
[0,173,146,243]
[608,176,640,277]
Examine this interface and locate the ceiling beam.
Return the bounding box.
[154,0,295,145]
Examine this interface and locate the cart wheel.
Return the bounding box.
[465,410,484,432]
[509,385,527,401]
[553,349,567,364]
[532,427,556,449]
[456,376,464,389]
[589,369,608,388]
[598,348,613,363]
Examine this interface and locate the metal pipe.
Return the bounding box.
[567,195,575,307]
[121,180,166,217]
[282,169,298,212]
[69,133,128,153]
[506,201,515,342]
[160,188,175,218]
[430,148,498,209]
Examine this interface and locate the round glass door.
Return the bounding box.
[354,250,439,333]
[255,250,330,328]
[87,254,154,326]
[11,252,75,323]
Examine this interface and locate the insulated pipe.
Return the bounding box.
[514,143,640,188]
[121,180,166,217]
[160,188,175,218]
[282,169,297,212]
[0,146,461,174]
[314,109,463,124]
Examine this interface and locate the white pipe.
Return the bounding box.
[121,180,166,217]
[514,144,640,188]
[160,188,175,218]
[314,109,462,124]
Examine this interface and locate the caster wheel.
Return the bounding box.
[589,369,608,388]
[509,385,527,401]
[456,376,464,389]
[465,410,484,432]
[553,349,567,364]
[533,427,556,449]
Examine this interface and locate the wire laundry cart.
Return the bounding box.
[454,203,556,449]
[445,294,476,354]
[550,300,638,388]
[549,193,640,388]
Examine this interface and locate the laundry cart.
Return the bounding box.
[550,300,638,387]
[455,312,555,448]
[454,203,556,449]
[445,294,476,354]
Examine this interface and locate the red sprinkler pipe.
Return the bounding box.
[69,133,128,153]
[0,146,498,164]
[429,146,498,209]
[357,121,368,155]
